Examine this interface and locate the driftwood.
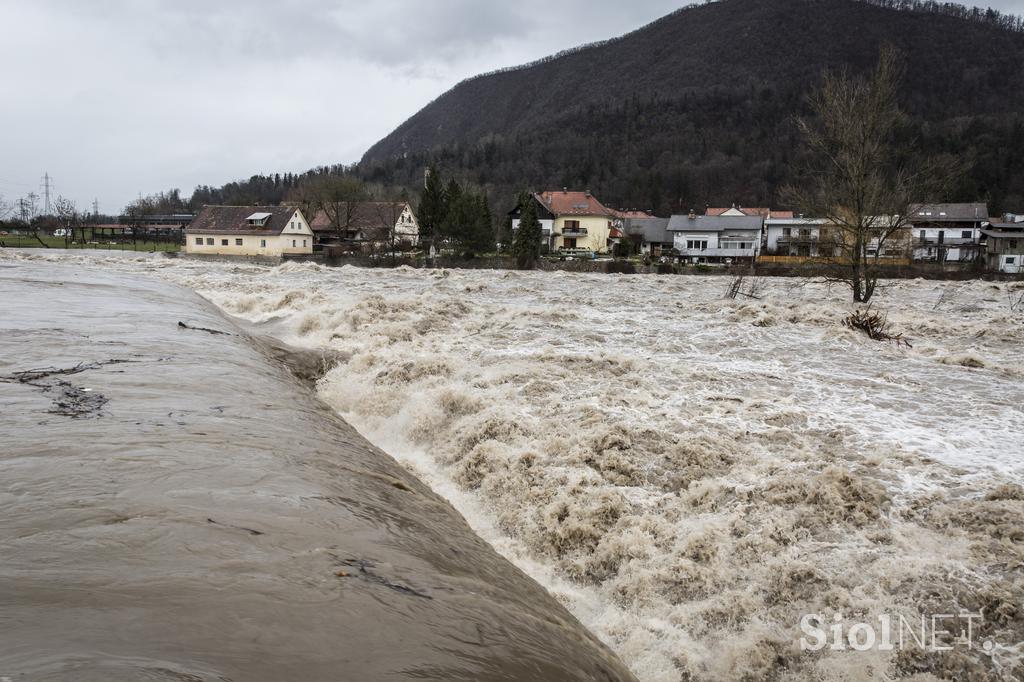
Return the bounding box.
[842,309,912,347]
[1008,288,1024,313]
[725,276,764,300]
[178,321,232,336]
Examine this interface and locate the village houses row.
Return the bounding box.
[182,189,1024,274]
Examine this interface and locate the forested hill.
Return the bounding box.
[359,0,1024,214]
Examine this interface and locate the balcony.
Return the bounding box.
[916,237,977,246]
[675,247,756,258]
[561,226,589,237]
[776,234,818,244]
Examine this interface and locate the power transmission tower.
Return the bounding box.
[92,198,99,217]
[41,172,52,215]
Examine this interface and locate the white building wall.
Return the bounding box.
[1000,253,1023,273]
[185,210,314,257]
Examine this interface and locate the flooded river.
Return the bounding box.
[0,259,634,681]
[2,250,1022,681]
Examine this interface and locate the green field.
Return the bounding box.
[0,233,180,252]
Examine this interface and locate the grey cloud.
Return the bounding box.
[3,0,1023,212]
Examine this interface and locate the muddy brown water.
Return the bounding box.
[0,262,635,681]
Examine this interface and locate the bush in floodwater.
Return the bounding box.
[605,260,636,274]
[842,309,912,347]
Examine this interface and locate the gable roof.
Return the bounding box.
[909,203,989,222]
[625,217,671,243]
[706,207,793,219]
[535,190,613,217]
[187,206,299,235]
[982,225,1024,238]
[310,202,412,235]
[668,214,764,232]
[611,209,653,219]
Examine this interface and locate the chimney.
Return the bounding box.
[688,209,696,220]
[562,187,568,194]
[584,189,591,197]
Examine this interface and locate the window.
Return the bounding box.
[962,230,972,239]
[260,239,266,248]
[292,239,296,247]
[919,230,926,240]
[206,238,214,245]
[1009,239,1018,249]
[221,239,228,246]
[302,239,306,247]
[1006,257,1016,264]
[195,237,202,245]
[782,228,791,237]
[235,238,243,246]
[565,220,580,230]
[686,239,708,250]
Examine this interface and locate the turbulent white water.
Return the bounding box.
[7,250,1023,681]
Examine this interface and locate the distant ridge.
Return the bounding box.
[360,0,1024,214]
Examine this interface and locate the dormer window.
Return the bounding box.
[246,212,272,227]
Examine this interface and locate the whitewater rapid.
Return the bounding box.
[5,250,1022,681]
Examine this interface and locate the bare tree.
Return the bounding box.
[292,175,369,245]
[123,196,156,247]
[784,47,954,303]
[372,199,409,266]
[53,196,78,249]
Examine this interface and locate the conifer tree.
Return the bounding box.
[417,164,445,251]
[511,193,542,269]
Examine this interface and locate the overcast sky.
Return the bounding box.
[2,0,1022,213]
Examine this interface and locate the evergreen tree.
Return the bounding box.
[417,164,445,250]
[511,193,542,269]
[440,177,463,243]
[461,193,495,255]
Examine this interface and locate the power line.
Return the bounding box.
[41,172,53,215]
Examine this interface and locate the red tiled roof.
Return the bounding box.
[187,205,299,235]
[611,209,653,219]
[310,202,410,235]
[705,207,793,219]
[535,190,613,217]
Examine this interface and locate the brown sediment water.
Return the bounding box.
[0,261,636,681]
[3,251,1023,681]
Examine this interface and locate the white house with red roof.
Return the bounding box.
[185,206,313,257]
[510,189,618,254]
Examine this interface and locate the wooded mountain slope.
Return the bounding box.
[360,0,1024,214]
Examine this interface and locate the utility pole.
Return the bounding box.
[41,172,52,215]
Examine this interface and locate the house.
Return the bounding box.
[706,206,794,219]
[763,217,833,257]
[624,217,673,257]
[510,190,617,254]
[310,202,419,251]
[185,206,313,257]
[981,221,1024,273]
[667,211,763,264]
[908,203,988,263]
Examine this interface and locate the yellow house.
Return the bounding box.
[185,205,314,257]
[511,190,617,253]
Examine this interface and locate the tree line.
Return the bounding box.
[417,166,496,255]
